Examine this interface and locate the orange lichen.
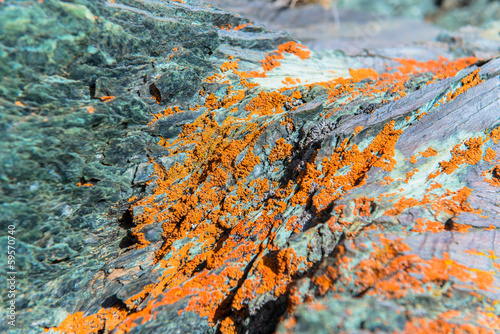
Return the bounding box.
[489,127,500,144]
[349,68,379,81]
[312,235,498,322]
[246,41,310,78]
[244,90,296,117]
[453,223,472,233]
[314,269,337,295]
[421,252,495,291]
[466,250,499,259]
[429,136,486,180]
[49,307,127,334]
[393,56,478,79]
[219,87,246,108]
[282,77,301,85]
[269,138,293,163]
[446,69,484,101]
[380,176,394,186]
[404,168,419,183]
[280,115,295,132]
[218,23,251,31]
[353,197,375,217]
[315,56,477,109]
[307,120,403,212]
[261,53,283,73]
[427,182,443,191]
[277,41,311,60]
[434,187,481,216]
[306,302,327,311]
[207,58,259,89]
[148,106,181,125]
[204,93,220,110]
[416,111,427,120]
[354,126,363,134]
[324,107,340,119]
[403,310,500,334]
[420,146,438,158]
[219,316,237,334]
[52,47,489,334]
[384,196,424,216]
[353,238,422,299]
[483,147,497,163]
[412,218,444,233]
[484,165,500,187]
[77,182,93,187]
[100,96,115,102]
[232,248,301,310]
[220,60,239,72]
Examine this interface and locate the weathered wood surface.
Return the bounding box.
[1,0,499,333]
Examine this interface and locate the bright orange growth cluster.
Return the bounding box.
[232,248,301,311]
[50,308,127,334]
[310,236,497,318]
[245,91,288,115]
[421,146,438,158]
[483,164,500,187]
[421,251,495,291]
[202,88,246,111]
[380,175,394,186]
[429,137,485,179]
[277,41,311,60]
[384,186,481,220]
[403,168,419,183]
[404,310,500,334]
[100,96,115,102]
[349,68,379,81]
[483,147,497,163]
[282,77,301,85]
[148,106,181,125]
[393,56,478,79]
[247,41,311,77]
[352,238,423,299]
[217,23,251,30]
[317,56,478,113]
[309,120,403,212]
[353,197,375,217]
[76,182,93,187]
[412,218,444,233]
[245,90,301,117]
[490,128,500,144]
[446,69,484,101]
[269,138,293,163]
[427,128,500,189]
[411,146,438,164]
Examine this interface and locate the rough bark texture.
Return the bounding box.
[1,0,499,333]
